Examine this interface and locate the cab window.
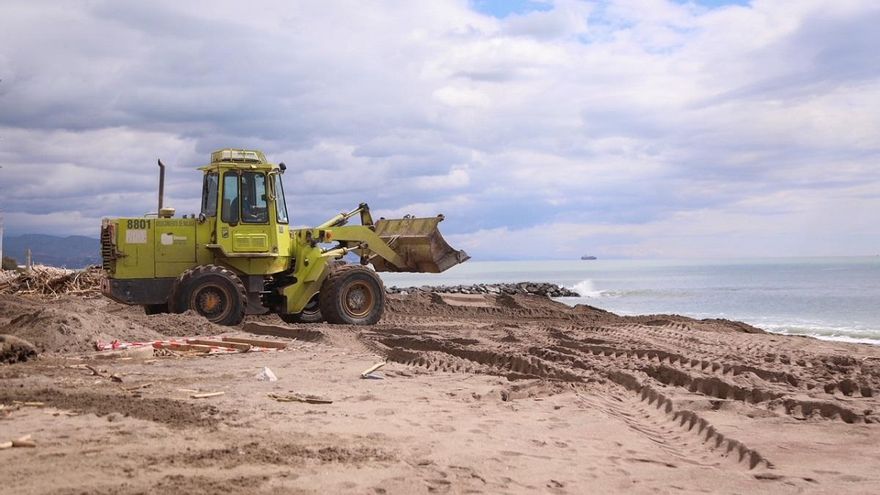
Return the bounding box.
[221,173,239,224]
[241,172,269,223]
[201,172,218,217]
[273,174,289,224]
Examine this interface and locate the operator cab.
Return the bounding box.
[199,149,290,256]
[199,149,289,226]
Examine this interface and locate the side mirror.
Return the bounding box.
[279,162,286,173]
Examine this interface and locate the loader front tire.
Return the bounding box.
[279,294,323,324]
[319,265,385,325]
[173,265,247,326]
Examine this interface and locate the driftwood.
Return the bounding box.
[221,336,288,350]
[12,435,36,448]
[153,342,212,354]
[0,266,104,298]
[191,391,225,399]
[268,392,333,404]
[360,362,386,378]
[186,339,252,352]
[0,435,36,449]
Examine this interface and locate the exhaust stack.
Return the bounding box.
[156,159,175,218]
[157,159,165,212]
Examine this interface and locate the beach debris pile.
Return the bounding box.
[0,265,104,298]
[386,282,580,297]
[96,336,288,357]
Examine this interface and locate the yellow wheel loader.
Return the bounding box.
[100,149,469,325]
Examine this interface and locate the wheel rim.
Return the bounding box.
[302,296,320,316]
[190,284,231,321]
[342,281,374,318]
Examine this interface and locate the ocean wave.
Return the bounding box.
[759,323,880,345]
[566,280,681,299]
[569,280,604,298]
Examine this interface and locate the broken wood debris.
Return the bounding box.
[81,364,124,382]
[92,336,286,359]
[93,346,155,360]
[191,391,225,399]
[222,336,287,350]
[0,434,36,449]
[360,361,386,379]
[123,382,153,391]
[268,393,333,404]
[84,365,103,376]
[186,339,251,352]
[48,410,79,417]
[0,265,103,298]
[153,342,212,354]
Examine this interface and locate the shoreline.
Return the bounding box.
[383,279,880,347]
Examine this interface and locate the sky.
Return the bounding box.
[0,0,878,260]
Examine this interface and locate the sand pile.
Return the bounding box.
[0,294,227,354]
[124,310,229,337]
[0,295,163,353]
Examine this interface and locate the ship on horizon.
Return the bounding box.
[580,255,597,260]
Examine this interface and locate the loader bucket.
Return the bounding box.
[370,215,470,273]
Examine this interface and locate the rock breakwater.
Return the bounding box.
[386,282,579,298]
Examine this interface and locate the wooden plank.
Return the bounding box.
[153,342,212,353]
[221,336,287,350]
[360,362,386,378]
[268,393,332,404]
[93,346,154,360]
[191,391,225,399]
[186,339,251,352]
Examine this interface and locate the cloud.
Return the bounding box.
[0,0,878,261]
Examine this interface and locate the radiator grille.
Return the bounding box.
[100,224,116,272]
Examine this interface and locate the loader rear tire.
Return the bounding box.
[172,265,247,326]
[279,294,323,324]
[319,265,385,325]
[144,303,168,315]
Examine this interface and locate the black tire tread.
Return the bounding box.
[171,264,248,326]
[144,303,169,315]
[279,294,323,324]
[319,264,385,325]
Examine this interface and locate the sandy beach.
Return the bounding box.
[1,290,879,494]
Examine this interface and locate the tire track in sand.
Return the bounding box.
[367,332,773,470]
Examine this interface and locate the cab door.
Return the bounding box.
[218,170,274,254]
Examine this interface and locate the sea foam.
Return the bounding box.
[570,279,604,298]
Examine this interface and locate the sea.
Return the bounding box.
[377,257,880,346]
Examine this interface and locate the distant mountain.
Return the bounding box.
[2,234,100,269]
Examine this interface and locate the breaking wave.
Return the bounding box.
[758,322,880,345]
[569,279,604,298]
[567,281,671,299]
